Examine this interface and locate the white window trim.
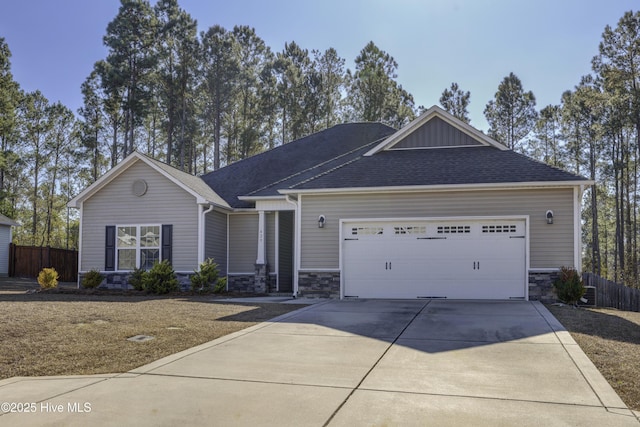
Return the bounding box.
[115,224,162,271]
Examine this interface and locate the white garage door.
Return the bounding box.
[342,219,526,299]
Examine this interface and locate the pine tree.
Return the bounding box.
[484,72,537,151]
[439,82,471,123]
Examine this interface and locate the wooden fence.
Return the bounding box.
[582,272,640,312]
[8,244,78,282]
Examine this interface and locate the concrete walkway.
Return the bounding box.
[0,300,638,426]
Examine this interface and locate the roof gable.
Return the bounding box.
[365,105,507,155]
[68,151,230,209]
[392,116,483,149]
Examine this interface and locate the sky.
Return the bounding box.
[0,0,638,132]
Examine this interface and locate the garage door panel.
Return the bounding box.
[342,219,526,300]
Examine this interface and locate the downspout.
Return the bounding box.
[198,203,215,265]
[285,195,299,298]
[575,184,588,273]
[77,201,83,289]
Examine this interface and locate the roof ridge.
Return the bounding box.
[203,122,392,177]
[245,135,390,196]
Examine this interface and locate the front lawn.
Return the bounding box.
[0,287,300,379]
[547,304,640,411]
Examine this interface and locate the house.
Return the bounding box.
[68,106,592,301]
[0,213,19,277]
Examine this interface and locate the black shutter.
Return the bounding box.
[162,224,173,265]
[105,226,116,271]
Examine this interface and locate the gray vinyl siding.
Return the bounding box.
[300,188,575,270]
[266,213,276,270]
[80,160,199,272]
[0,226,10,276]
[204,210,227,276]
[394,116,483,149]
[228,213,258,272]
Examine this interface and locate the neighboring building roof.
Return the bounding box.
[68,151,230,209]
[0,213,19,227]
[201,123,396,208]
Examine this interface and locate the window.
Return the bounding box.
[116,225,161,270]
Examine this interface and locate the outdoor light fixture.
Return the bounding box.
[546,210,554,225]
[318,215,326,228]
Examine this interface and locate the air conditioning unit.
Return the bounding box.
[579,286,596,307]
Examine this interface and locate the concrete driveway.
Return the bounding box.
[0,300,638,426]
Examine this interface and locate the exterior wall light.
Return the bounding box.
[318,215,326,228]
[546,210,554,225]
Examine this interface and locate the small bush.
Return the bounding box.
[37,267,59,289]
[554,267,585,305]
[190,258,219,292]
[142,260,178,294]
[128,267,147,291]
[81,269,104,289]
[213,277,227,294]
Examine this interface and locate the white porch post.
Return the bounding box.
[254,210,268,293]
[256,210,266,265]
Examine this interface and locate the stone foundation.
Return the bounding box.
[529,271,559,303]
[267,273,278,293]
[298,271,340,298]
[254,263,268,294]
[227,274,256,292]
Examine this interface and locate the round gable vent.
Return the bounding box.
[132,179,148,197]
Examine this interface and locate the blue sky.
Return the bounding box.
[0,0,637,131]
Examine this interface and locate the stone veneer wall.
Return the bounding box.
[298,271,340,298]
[267,273,278,293]
[528,270,559,303]
[227,274,257,293]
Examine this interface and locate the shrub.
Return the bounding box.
[37,267,59,289]
[213,277,227,294]
[142,260,178,294]
[190,258,219,292]
[128,267,147,291]
[81,269,104,289]
[553,267,585,305]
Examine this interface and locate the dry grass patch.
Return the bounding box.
[0,291,300,379]
[546,304,640,411]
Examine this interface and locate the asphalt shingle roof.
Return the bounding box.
[199,120,588,208]
[287,146,586,190]
[201,123,396,208]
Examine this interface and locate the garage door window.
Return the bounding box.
[393,225,426,235]
[351,226,384,236]
[482,224,517,233]
[437,225,471,234]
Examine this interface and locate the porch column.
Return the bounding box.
[256,210,266,265]
[254,210,268,293]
